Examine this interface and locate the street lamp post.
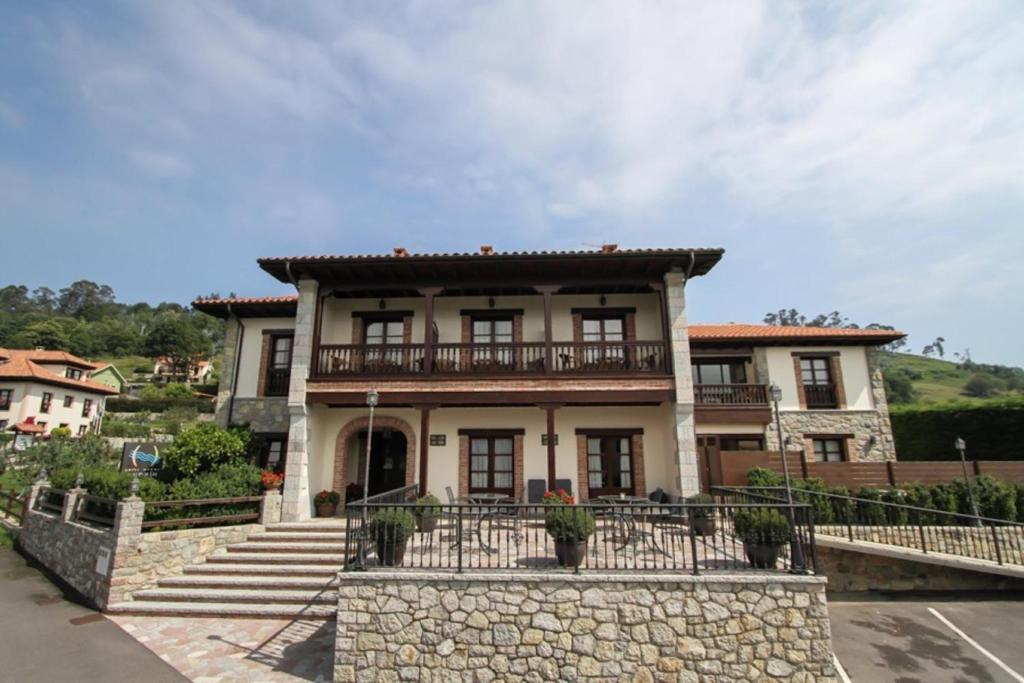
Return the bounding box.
[357,389,379,570]
[769,383,806,572]
[955,437,981,526]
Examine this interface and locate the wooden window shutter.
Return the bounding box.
[829,356,847,408]
[792,356,807,409]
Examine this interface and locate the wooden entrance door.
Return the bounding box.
[696,436,720,493]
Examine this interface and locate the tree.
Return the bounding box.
[0,285,30,314]
[922,337,946,358]
[30,287,57,313]
[143,314,213,380]
[865,323,907,352]
[763,309,807,326]
[57,280,116,321]
[162,423,246,479]
[883,371,917,404]
[9,319,70,350]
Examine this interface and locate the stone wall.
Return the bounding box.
[764,410,894,463]
[816,543,1024,593]
[227,397,290,432]
[334,572,837,682]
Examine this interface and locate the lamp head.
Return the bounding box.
[768,383,783,403]
[954,437,966,451]
[366,389,379,408]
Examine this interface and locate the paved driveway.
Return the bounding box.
[830,598,1024,682]
[0,547,185,683]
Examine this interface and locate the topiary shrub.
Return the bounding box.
[162,423,246,479]
[732,509,792,545]
[746,467,783,488]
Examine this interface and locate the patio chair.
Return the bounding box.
[648,491,689,552]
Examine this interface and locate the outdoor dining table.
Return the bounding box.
[450,493,517,553]
[595,495,654,550]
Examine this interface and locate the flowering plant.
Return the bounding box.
[314,490,341,506]
[542,489,594,541]
[261,471,284,490]
[542,489,575,505]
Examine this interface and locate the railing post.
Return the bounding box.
[887,461,896,487]
[25,478,49,515]
[456,506,464,573]
[689,526,700,576]
[918,517,928,554]
[63,486,85,523]
[990,523,1003,566]
[260,489,282,526]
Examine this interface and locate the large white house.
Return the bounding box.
[0,348,119,439]
[194,246,904,521]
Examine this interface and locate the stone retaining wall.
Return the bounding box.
[334,572,836,682]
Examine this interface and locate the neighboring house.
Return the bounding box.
[193,246,905,522]
[152,357,213,385]
[0,348,119,438]
[89,362,127,394]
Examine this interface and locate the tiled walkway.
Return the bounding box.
[110,615,334,682]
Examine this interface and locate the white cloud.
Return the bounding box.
[128,149,193,178]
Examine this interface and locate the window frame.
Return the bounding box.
[63,395,74,408]
[0,388,13,411]
[718,435,765,451]
[254,433,289,474]
[466,434,516,496]
[691,358,749,385]
[576,428,642,498]
[263,332,294,397]
[78,424,87,436]
[66,368,83,380]
[81,398,93,418]
[40,392,53,414]
[811,437,847,463]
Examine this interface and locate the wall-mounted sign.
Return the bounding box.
[541,434,559,446]
[95,546,111,577]
[120,442,163,477]
[429,434,446,446]
[13,434,34,452]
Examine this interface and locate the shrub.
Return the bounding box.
[163,382,194,399]
[732,509,792,545]
[970,476,1017,521]
[368,508,416,544]
[414,493,441,520]
[793,478,835,524]
[853,488,888,525]
[6,434,115,486]
[1015,484,1024,523]
[544,506,596,542]
[100,419,152,438]
[685,493,715,519]
[49,427,72,439]
[106,397,214,414]
[747,467,783,488]
[162,423,246,479]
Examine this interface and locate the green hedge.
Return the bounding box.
[106,397,215,414]
[891,398,1024,460]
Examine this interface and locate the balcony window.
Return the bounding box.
[264,334,293,396]
[799,356,839,408]
[472,317,514,367]
[365,320,404,345]
[0,389,10,411]
[469,435,515,496]
[40,392,53,414]
[586,435,634,497]
[691,359,748,385]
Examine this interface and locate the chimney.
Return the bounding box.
[480,245,495,255]
[392,247,408,257]
[600,243,618,253]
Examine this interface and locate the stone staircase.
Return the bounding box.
[106,522,348,618]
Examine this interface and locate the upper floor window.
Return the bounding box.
[811,437,846,462]
[264,334,293,397]
[582,315,624,343]
[0,389,12,411]
[82,398,93,418]
[692,359,748,385]
[799,356,839,408]
[365,320,404,345]
[63,395,74,408]
[66,368,83,380]
[40,392,53,414]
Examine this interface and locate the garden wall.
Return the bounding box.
[334,572,837,682]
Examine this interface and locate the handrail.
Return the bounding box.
[145,495,264,508]
[0,488,25,524]
[347,484,419,508]
[142,495,263,531]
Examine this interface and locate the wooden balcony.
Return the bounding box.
[804,383,839,409]
[312,340,669,378]
[693,384,769,406]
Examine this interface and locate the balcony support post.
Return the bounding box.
[311,290,327,379]
[539,403,562,490]
[535,285,559,375]
[419,288,442,375]
[651,281,671,374]
[416,404,437,497]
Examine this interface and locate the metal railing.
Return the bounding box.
[343,499,816,574]
[716,486,1024,567]
[803,384,838,408]
[694,384,769,405]
[350,484,420,507]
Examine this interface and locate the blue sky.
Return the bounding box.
[1,2,1022,364]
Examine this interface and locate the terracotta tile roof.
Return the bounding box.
[0,350,119,395]
[10,420,45,434]
[689,324,905,344]
[256,246,724,262]
[192,295,299,306]
[0,348,97,369]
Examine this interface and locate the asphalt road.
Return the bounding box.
[830,597,1024,683]
[0,547,185,683]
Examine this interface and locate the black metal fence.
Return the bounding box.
[343,499,817,574]
[717,485,1024,567]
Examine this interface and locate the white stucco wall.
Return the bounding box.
[234,317,297,398]
[763,346,874,411]
[303,404,677,506]
[319,293,664,346]
[0,380,106,435]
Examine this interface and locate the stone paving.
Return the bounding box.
[110,615,334,682]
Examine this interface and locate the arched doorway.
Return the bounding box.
[333,416,417,501]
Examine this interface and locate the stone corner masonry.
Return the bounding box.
[334,571,837,682]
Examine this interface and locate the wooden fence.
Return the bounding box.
[715,450,1024,489]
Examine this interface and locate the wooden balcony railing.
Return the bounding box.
[804,383,838,409]
[313,341,669,377]
[694,384,769,405]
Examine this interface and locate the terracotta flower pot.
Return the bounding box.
[376,538,408,566]
[416,515,438,533]
[553,539,589,568]
[691,516,717,536]
[316,503,337,518]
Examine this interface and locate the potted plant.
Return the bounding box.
[543,490,595,568]
[261,470,284,492]
[413,493,441,533]
[732,508,792,569]
[368,508,416,566]
[314,490,341,517]
[686,493,717,536]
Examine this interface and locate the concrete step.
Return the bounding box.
[269,522,348,532]
[133,587,336,605]
[106,600,336,619]
[183,563,341,576]
[206,552,348,565]
[160,575,339,590]
[227,542,344,554]
[247,531,348,543]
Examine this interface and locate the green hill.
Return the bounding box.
[880,351,1024,405]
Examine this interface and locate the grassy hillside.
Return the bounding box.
[880,351,1024,405]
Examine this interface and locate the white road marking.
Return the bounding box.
[833,653,853,683]
[928,607,1024,683]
